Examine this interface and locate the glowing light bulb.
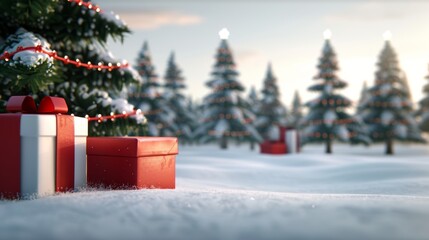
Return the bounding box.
[383,30,392,41]
[323,29,332,40]
[219,28,230,40]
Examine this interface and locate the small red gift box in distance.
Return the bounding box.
[260,141,287,155]
[87,137,178,189]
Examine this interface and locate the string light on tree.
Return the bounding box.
[86,109,145,123]
[67,0,101,13]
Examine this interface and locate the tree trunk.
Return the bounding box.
[385,137,394,155]
[250,141,255,151]
[326,139,332,154]
[220,135,228,149]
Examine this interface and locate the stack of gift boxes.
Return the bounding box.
[260,126,300,155]
[0,96,178,200]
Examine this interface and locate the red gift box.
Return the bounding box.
[0,96,84,199]
[87,137,178,189]
[260,141,287,154]
[279,126,287,143]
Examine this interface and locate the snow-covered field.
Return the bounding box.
[1,144,429,240]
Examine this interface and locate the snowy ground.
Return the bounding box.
[1,143,429,240]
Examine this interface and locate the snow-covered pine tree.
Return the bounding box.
[301,32,370,154]
[291,90,303,129]
[188,96,202,121]
[127,41,177,136]
[193,35,262,149]
[163,51,196,144]
[247,85,260,150]
[417,65,429,133]
[356,81,370,115]
[0,0,144,136]
[247,86,259,114]
[254,63,288,141]
[402,73,413,103]
[360,38,424,154]
[189,96,204,145]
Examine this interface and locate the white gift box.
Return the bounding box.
[20,115,88,197]
[285,128,300,154]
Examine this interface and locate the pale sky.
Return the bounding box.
[104,0,429,109]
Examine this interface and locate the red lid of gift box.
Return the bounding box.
[87,137,178,157]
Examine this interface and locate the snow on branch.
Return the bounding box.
[2,28,53,68]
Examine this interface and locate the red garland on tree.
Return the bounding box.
[0,45,128,70]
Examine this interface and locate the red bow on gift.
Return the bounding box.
[6,96,68,114]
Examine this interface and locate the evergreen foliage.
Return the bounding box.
[163,52,197,143]
[127,42,176,136]
[0,0,144,136]
[247,86,259,115]
[302,39,370,153]
[356,81,370,115]
[417,66,429,133]
[360,40,424,154]
[254,63,289,140]
[291,90,303,129]
[193,39,262,149]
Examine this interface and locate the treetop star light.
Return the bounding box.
[383,30,392,41]
[323,29,332,40]
[219,28,230,40]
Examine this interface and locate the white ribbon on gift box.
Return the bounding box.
[20,115,88,197]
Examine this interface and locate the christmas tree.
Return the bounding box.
[163,51,196,143]
[193,29,262,149]
[360,33,424,154]
[301,30,370,154]
[127,41,176,136]
[417,65,429,133]
[402,73,413,103]
[290,90,303,129]
[0,0,144,136]
[247,86,260,115]
[254,63,288,140]
[356,81,370,115]
[247,86,260,150]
